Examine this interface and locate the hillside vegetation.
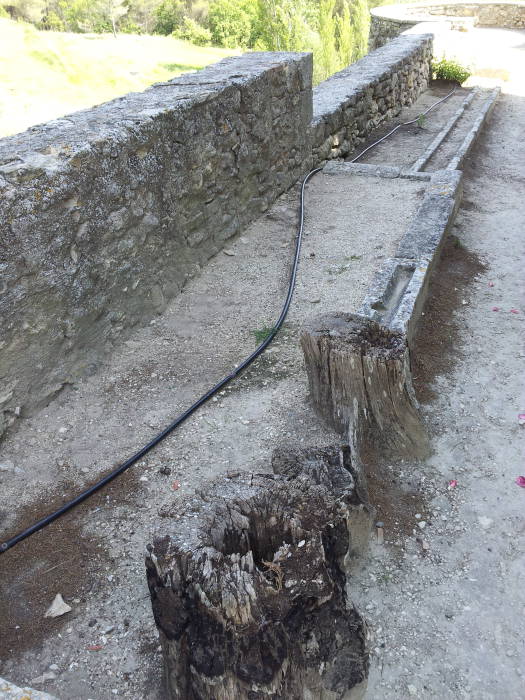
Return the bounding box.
[0,18,238,137]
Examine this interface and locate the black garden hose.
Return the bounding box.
[0,167,322,554]
[0,84,459,555]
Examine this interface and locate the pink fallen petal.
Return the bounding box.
[518,413,525,426]
[448,479,458,489]
[509,308,520,314]
[515,476,525,488]
[488,281,495,287]
[492,307,500,311]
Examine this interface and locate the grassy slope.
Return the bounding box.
[0,19,240,137]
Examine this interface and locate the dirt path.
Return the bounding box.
[352,81,525,700]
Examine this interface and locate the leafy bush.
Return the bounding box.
[432,57,471,84]
[208,0,259,48]
[155,0,185,35]
[173,16,211,44]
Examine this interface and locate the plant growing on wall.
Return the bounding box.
[432,56,471,84]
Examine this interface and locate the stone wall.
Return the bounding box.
[312,34,432,162]
[0,37,431,438]
[0,52,312,435]
[370,0,525,50]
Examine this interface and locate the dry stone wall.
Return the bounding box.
[0,53,312,435]
[312,34,432,162]
[370,0,525,50]
[0,36,432,438]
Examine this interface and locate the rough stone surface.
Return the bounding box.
[0,52,312,435]
[370,1,525,50]
[0,676,58,699]
[312,34,432,163]
[0,36,433,439]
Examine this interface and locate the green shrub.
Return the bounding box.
[432,57,471,84]
[208,0,259,48]
[173,16,211,44]
[155,0,185,35]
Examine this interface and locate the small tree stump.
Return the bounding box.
[146,456,370,700]
[300,313,429,460]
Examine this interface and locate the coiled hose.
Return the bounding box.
[0,86,457,554]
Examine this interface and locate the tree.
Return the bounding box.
[125,0,163,33]
[154,0,184,33]
[318,0,338,79]
[208,0,258,48]
[2,0,46,23]
[256,0,313,52]
[336,0,353,69]
[351,0,369,60]
[98,0,128,36]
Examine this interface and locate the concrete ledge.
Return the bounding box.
[324,161,432,180]
[447,87,500,170]
[360,169,463,343]
[411,89,477,172]
[324,162,402,178]
[397,169,463,260]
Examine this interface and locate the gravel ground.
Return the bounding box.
[0,173,423,699]
[351,29,525,700]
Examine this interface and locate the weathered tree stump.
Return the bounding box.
[300,313,429,460]
[146,449,371,700]
[271,444,373,568]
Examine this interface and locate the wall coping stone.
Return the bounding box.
[0,52,311,180]
[313,34,432,125]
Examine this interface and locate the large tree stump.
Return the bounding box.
[300,313,429,460]
[146,450,371,700]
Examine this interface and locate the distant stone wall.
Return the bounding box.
[0,36,431,437]
[370,0,525,50]
[311,34,432,162]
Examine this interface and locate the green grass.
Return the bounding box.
[252,326,274,345]
[0,19,240,137]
